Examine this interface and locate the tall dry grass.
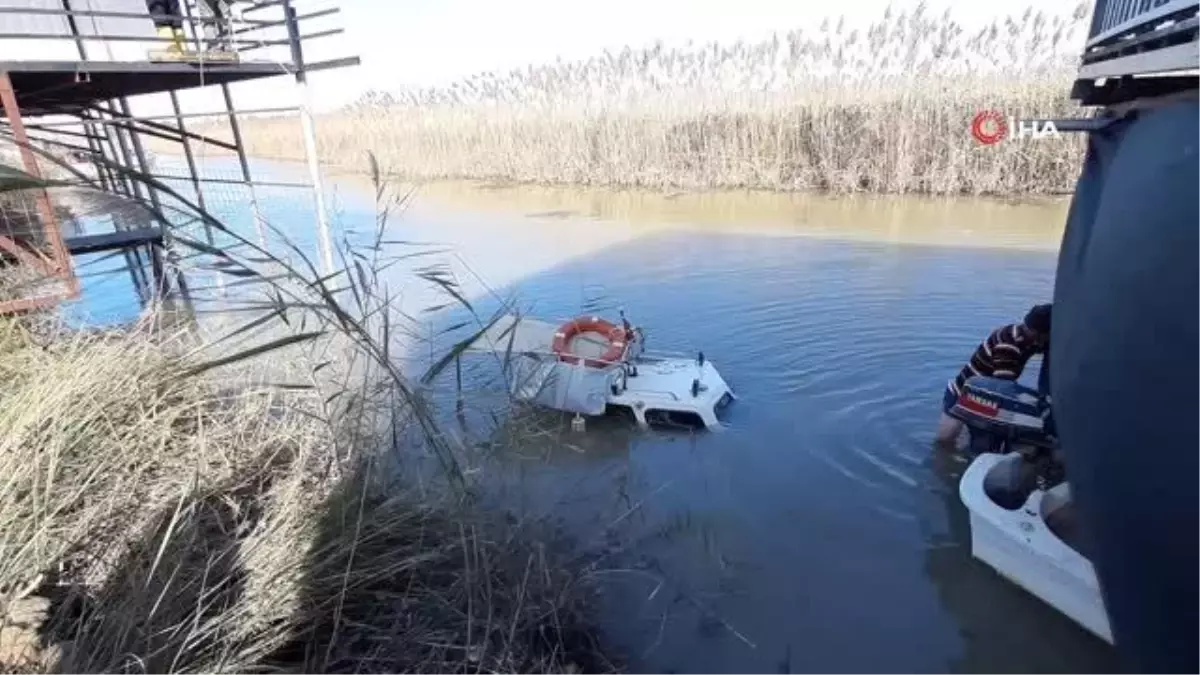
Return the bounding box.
[231,3,1091,195]
[0,156,613,673]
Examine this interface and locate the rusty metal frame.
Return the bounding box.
[0,1,358,318]
[0,69,79,315]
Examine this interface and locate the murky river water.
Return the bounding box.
[64,159,1117,672]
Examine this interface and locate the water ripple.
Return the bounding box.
[431,224,1084,673]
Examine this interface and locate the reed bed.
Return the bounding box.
[230,4,1090,196]
[0,157,612,673]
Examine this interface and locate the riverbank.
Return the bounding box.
[0,197,613,675]
[214,5,1089,197]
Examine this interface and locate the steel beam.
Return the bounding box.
[0,70,77,295]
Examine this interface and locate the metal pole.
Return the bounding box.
[220,83,268,248]
[81,105,243,153]
[123,226,150,304]
[88,111,128,195]
[60,0,88,59]
[33,106,301,128]
[117,98,161,210]
[169,89,214,245]
[284,0,334,275]
[78,106,146,308]
[80,119,112,192]
[117,96,177,299]
[106,103,145,202]
[177,0,204,52]
[170,91,222,298]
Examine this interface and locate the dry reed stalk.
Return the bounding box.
[0,149,613,673]
[0,309,609,673]
[203,4,1090,196]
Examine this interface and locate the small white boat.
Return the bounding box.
[948,376,1113,644]
[467,312,735,430]
[959,452,1113,644]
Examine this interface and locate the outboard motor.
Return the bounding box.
[949,376,1065,495]
[949,376,1054,452]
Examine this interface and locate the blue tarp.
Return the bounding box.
[1052,95,1198,672]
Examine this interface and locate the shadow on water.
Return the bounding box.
[45,160,1118,673]
[262,457,615,674]
[420,226,1120,673]
[32,447,615,673]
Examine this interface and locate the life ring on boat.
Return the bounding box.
[551,316,630,368]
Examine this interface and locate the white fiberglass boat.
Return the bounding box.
[959,452,1113,643]
[467,312,735,430]
[948,376,1113,644]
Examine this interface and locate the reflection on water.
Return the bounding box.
[412,179,1068,251]
[58,160,1115,672]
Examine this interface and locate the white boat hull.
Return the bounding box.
[959,452,1113,643]
[609,355,735,430]
[468,313,734,430]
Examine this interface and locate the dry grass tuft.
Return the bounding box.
[223,3,1090,196]
[0,143,615,674]
[0,309,607,673]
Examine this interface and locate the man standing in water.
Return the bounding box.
[934,303,1052,446]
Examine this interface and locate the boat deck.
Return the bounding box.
[612,357,732,413]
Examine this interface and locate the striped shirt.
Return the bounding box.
[949,323,1045,395]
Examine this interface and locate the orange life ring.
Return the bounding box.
[551,315,630,368]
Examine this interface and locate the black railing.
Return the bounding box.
[0,1,346,68]
[1086,0,1197,47]
[1073,0,1198,104]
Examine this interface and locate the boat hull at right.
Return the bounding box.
[959,452,1113,644]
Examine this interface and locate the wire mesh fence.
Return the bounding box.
[0,0,356,319]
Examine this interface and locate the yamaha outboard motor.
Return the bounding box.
[949,376,1055,452]
[948,376,1064,497]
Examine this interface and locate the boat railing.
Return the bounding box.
[501,345,705,365]
[1073,0,1198,104]
[622,389,682,402]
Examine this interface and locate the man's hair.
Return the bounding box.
[1024,303,1052,335]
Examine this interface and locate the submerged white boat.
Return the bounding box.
[949,376,1113,644]
[467,312,735,430]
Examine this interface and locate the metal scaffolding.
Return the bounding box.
[1072,0,1198,105]
[0,0,358,316]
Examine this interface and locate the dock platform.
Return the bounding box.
[1073,0,1198,105]
[0,0,358,315]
